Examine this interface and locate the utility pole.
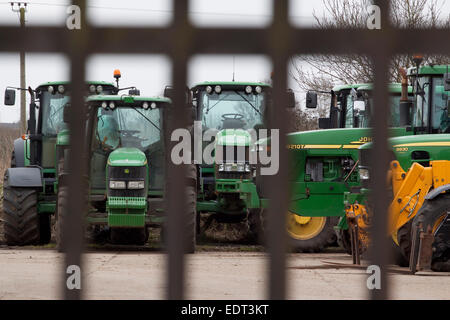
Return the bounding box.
[11,2,27,133]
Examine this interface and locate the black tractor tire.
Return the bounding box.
[110,227,149,245]
[288,215,339,253]
[55,183,68,251]
[412,194,450,271]
[337,227,353,255]
[247,208,264,244]
[396,221,412,267]
[2,175,48,246]
[184,164,197,253]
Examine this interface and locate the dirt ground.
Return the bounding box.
[0,245,449,300]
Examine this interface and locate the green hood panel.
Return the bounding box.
[216,129,252,147]
[108,148,147,167]
[287,127,408,147]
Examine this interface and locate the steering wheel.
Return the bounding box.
[221,113,244,120]
[119,130,140,137]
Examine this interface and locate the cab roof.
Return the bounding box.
[192,81,271,89]
[407,65,450,76]
[357,83,413,94]
[37,81,115,89]
[87,94,171,104]
[331,83,370,92]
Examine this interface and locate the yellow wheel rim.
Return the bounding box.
[286,212,326,240]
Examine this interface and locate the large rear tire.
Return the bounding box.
[396,221,412,267]
[412,194,450,271]
[184,165,197,253]
[3,174,48,246]
[55,183,68,251]
[287,212,338,252]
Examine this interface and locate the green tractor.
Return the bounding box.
[2,81,116,245]
[190,81,295,240]
[55,94,197,251]
[344,64,450,270]
[282,82,413,252]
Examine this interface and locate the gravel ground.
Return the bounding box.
[0,247,449,300]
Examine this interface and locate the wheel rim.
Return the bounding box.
[432,213,447,233]
[286,212,326,240]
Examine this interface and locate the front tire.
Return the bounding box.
[3,174,48,245]
[411,194,450,271]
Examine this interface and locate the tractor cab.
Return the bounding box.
[56,95,176,246]
[306,83,370,129]
[355,83,414,128]
[407,65,450,134]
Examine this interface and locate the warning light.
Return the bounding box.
[114,69,121,79]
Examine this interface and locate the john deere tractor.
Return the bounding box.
[2,81,116,246]
[56,94,197,251]
[190,82,295,240]
[282,82,413,252]
[344,64,450,270]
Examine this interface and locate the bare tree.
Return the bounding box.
[290,0,450,117]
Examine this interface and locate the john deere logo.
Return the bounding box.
[124,169,130,174]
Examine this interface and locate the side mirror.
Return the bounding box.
[4,89,16,106]
[63,103,71,123]
[306,91,317,109]
[444,73,450,91]
[399,100,412,126]
[286,89,296,108]
[318,117,331,129]
[163,86,173,99]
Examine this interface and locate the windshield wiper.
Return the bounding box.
[206,93,231,114]
[131,107,160,131]
[234,91,262,116]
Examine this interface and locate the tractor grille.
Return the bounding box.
[216,145,250,163]
[216,170,252,180]
[108,166,147,198]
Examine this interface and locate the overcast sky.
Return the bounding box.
[1,0,449,122]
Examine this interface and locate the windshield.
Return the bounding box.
[362,93,405,127]
[413,75,449,132]
[200,90,266,131]
[90,106,164,190]
[40,92,70,136]
[431,78,449,132]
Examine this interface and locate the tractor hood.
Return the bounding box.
[389,134,450,171]
[107,147,147,167]
[286,127,409,147]
[215,129,252,147]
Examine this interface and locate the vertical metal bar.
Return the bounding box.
[166,0,189,300]
[368,0,392,300]
[19,7,26,134]
[267,0,290,300]
[62,0,87,300]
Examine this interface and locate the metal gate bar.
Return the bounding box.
[0,0,449,300]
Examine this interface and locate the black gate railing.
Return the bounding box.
[1,0,449,300]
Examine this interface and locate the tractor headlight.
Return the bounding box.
[255,86,262,94]
[245,86,253,94]
[359,168,370,180]
[109,181,126,189]
[214,85,222,94]
[109,102,115,109]
[96,85,103,94]
[128,181,145,189]
[89,85,96,93]
[206,86,213,94]
[58,85,65,94]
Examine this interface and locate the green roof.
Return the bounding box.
[37,81,115,89]
[192,81,271,88]
[331,83,370,92]
[357,83,413,94]
[407,65,450,76]
[87,95,171,104]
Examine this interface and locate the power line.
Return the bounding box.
[0,1,317,20]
